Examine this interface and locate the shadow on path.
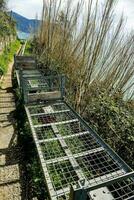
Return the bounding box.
[0,64,26,200]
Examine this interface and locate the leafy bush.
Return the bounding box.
[0,40,20,74]
[84,87,134,169]
[0,1,16,38]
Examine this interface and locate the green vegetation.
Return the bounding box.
[31,0,134,169]
[30,79,39,85]
[24,41,33,55]
[48,161,78,190]
[0,40,20,74]
[0,0,5,9]
[29,106,44,114]
[85,87,134,169]
[0,0,18,77]
[58,124,72,136]
[11,0,133,198]
[32,117,41,125]
[41,140,66,160]
[0,11,16,39]
[65,137,84,154]
[40,128,55,139]
[0,1,16,46]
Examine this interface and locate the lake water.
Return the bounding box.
[17,31,30,40]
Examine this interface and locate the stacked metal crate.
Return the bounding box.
[14,55,134,200]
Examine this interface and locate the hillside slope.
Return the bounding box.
[10,11,40,33]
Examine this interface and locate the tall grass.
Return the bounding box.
[34,0,134,113]
[0,40,20,74]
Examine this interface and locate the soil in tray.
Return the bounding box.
[41,140,66,160]
[47,161,79,190]
[108,179,134,200]
[36,126,56,140]
[32,115,56,125]
[35,112,73,125]
[77,152,120,179]
[40,115,56,124]
[32,111,73,125]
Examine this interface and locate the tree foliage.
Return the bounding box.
[84,86,134,168]
[0,12,16,37]
[0,0,6,10]
[0,1,16,43]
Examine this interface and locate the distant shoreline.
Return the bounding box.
[17,31,30,40]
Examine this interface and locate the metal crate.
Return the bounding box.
[25,101,134,200]
[15,56,134,200]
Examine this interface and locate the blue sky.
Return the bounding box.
[8,0,134,30]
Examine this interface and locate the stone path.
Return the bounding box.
[0,62,22,199]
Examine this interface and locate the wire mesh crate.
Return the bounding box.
[15,56,134,200]
[25,101,134,200]
[22,75,65,103]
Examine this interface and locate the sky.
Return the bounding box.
[8,0,43,19]
[8,0,134,30]
[115,0,134,30]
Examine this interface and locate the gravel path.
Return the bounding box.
[0,62,22,199]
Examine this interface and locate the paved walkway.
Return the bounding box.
[0,62,22,199]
